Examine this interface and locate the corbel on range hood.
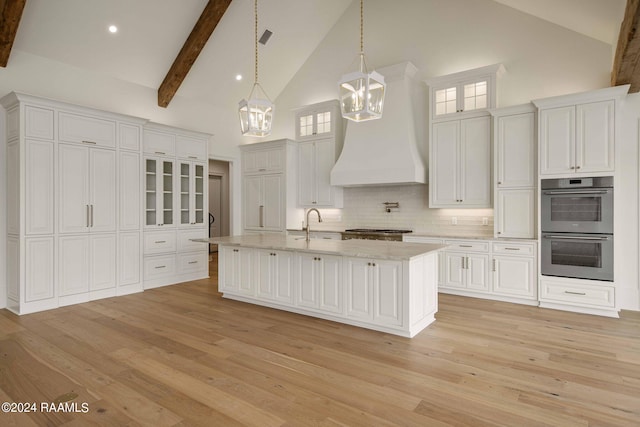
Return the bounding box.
[331,61,426,186]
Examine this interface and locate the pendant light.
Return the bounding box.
[338,0,385,122]
[238,0,274,137]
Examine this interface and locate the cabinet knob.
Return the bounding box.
[498,181,502,185]
[576,166,581,170]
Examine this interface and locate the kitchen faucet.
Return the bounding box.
[305,208,322,241]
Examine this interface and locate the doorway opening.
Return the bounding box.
[208,159,231,256]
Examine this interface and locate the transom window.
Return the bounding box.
[435,87,457,116]
[316,111,331,134]
[464,81,487,111]
[299,114,314,137]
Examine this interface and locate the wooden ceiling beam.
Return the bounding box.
[0,0,27,67]
[612,0,640,92]
[158,0,232,108]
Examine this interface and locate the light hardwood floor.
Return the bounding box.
[1,257,639,426]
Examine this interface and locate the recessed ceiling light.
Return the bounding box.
[108,25,118,33]
[235,74,243,81]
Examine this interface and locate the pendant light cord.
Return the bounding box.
[254,0,259,83]
[360,0,364,55]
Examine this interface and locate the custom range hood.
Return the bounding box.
[331,62,426,186]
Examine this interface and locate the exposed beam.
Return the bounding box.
[158,0,232,108]
[612,0,640,92]
[0,0,27,67]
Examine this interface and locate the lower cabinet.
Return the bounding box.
[296,252,343,314]
[58,234,117,305]
[217,244,438,337]
[345,258,403,327]
[257,249,294,303]
[143,228,209,289]
[405,236,538,305]
[538,276,616,317]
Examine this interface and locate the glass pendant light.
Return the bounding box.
[338,0,385,122]
[239,0,274,137]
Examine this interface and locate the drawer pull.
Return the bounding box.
[155,151,166,155]
[188,261,198,264]
[459,245,473,248]
[564,291,586,296]
[155,265,166,269]
[504,248,520,251]
[259,168,267,172]
[188,156,197,159]
[155,240,166,244]
[82,140,97,145]
[233,249,239,252]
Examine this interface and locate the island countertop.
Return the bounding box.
[196,235,446,261]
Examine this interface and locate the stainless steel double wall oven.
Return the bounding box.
[541,176,613,281]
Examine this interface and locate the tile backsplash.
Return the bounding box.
[310,184,494,237]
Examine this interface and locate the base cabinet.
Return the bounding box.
[539,276,616,317]
[492,255,535,299]
[218,244,439,337]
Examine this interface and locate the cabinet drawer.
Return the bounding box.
[492,242,535,256]
[144,255,176,280]
[540,279,615,308]
[444,240,489,252]
[143,130,176,156]
[178,252,208,274]
[143,231,176,254]
[242,148,284,173]
[176,136,207,161]
[177,229,208,252]
[59,112,116,148]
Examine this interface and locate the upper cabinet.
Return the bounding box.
[295,100,342,140]
[425,64,505,121]
[294,100,344,208]
[533,85,629,177]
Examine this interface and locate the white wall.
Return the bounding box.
[0,105,6,309]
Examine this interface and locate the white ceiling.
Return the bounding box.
[10,0,626,110]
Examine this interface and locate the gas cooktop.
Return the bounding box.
[341,228,413,241]
[344,228,413,233]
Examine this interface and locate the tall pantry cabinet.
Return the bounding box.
[1,92,146,314]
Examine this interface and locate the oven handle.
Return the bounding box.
[543,235,610,241]
[542,190,610,195]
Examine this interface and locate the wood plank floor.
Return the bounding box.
[1,257,639,426]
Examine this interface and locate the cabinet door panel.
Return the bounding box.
[59,236,90,296]
[467,254,489,292]
[119,123,140,151]
[540,106,574,175]
[257,250,274,298]
[443,252,465,288]
[345,258,372,320]
[59,144,90,234]
[26,140,54,235]
[496,189,534,239]
[7,143,19,234]
[493,256,535,298]
[318,255,342,314]
[576,100,614,173]
[274,251,294,303]
[219,246,238,292]
[25,237,55,302]
[25,106,54,140]
[430,121,459,206]
[119,232,141,286]
[238,248,254,296]
[497,113,535,187]
[315,139,335,206]
[90,234,117,291]
[90,149,117,232]
[297,142,315,206]
[263,175,284,230]
[460,117,490,206]
[120,151,141,231]
[297,254,318,308]
[243,176,263,229]
[373,261,402,326]
[59,112,116,148]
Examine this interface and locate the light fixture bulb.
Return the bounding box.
[108,25,118,33]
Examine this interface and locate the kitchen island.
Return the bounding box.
[201,235,445,337]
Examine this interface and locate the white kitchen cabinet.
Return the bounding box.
[58,234,116,301]
[297,138,343,208]
[534,86,629,177]
[491,105,536,239]
[58,111,116,148]
[119,123,141,151]
[425,64,504,121]
[495,189,535,239]
[119,232,141,288]
[176,135,207,161]
[430,116,491,208]
[443,252,489,292]
[58,144,116,234]
[144,157,175,228]
[345,258,403,327]
[143,128,175,157]
[177,161,206,227]
[219,246,254,296]
[296,252,343,314]
[241,139,301,234]
[25,237,55,303]
[25,139,54,235]
[295,100,341,140]
[491,254,535,299]
[119,151,141,231]
[256,249,294,303]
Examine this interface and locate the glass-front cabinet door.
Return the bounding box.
[178,161,205,227]
[145,158,174,228]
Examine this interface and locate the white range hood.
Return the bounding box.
[331,61,426,186]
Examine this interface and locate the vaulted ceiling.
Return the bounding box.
[2,0,630,110]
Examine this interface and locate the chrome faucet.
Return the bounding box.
[305,208,323,241]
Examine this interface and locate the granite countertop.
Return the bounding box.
[407,232,537,242]
[195,235,446,261]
